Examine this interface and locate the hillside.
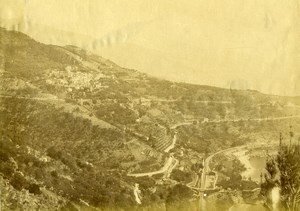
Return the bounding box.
[1,27,300,210]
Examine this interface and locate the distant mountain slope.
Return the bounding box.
[1,27,300,210]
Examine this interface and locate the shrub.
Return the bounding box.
[28,183,42,195]
[10,172,29,191]
[0,163,15,178]
[170,169,193,183]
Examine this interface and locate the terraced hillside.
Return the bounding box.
[1,27,300,210]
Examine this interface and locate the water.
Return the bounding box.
[245,156,267,182]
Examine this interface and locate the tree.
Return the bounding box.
[10,172,29,191]
[28,183,41,195]
[261,145,300,211]
[261,159,279,207]
[166,184,193,204]
[170,169,193,183]
[166,184,195,211]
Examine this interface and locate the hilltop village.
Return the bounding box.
[1,28,300,210]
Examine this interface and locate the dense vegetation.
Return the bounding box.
[261,144,300,211]
[1,27,300,210]
[215,156,258,190]
[0,97,137,209]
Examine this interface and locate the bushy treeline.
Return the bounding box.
[177,123,248,154]
[261,144,300,211]
[0,97,140,208]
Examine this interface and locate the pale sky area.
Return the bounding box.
[0,0,300,96]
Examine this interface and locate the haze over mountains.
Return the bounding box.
[1,0,299,96]
[1,27,300,210]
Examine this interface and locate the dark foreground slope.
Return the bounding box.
[1,27,300,210]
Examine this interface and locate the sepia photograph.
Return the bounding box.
[0,0,300,210]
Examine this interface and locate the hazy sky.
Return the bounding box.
[1,0,300,96]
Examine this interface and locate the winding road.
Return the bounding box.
[127,123,190,178]
[127,156,177,177]
[198,145,247,189]
[127,112,300,179]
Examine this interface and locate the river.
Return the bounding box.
[234,150,267,182]
[246,156,267,182]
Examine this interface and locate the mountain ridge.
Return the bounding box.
[1,27,300,210]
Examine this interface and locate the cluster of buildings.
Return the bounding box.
[45,66,110,93]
